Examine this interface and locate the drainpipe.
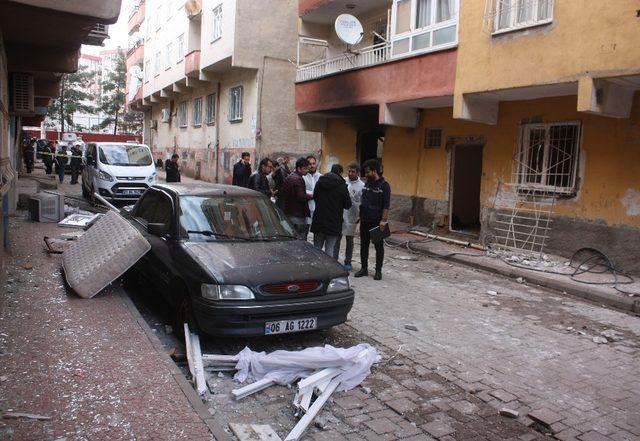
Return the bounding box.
[214,80,221,183]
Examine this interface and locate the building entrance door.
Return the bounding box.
[357,130,384,174]
[450,143,483,235]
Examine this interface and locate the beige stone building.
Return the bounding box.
[128,0,320,183]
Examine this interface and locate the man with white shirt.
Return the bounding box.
[303,155,321,236]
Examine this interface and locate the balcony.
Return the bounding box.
[128,1,145,33]
[297,42,390,82]
[184,50,201,78]
[126,42,144,65]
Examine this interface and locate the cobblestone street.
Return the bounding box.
[129,218,640,441]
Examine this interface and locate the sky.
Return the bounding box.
[81,0,133,56]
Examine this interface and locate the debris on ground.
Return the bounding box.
[182,323,379,440]
[62,210,151,299]
[499,408,519,418]
[22,262,33,270]
[230,423,282,441]
[392,254,418,261]
[600,329,624,342]
[486,290,498,296]
[404,324,419,331]
[58,213,102,229]
[2,412,51,421]
[516,277,525,284]
[592,336,608,344]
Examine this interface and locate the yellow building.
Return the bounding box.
[296,0,640,272]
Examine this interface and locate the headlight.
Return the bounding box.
[148,172,157,183]
[98,170,114,182]
[327,277,350,293]
[201,284,255,300]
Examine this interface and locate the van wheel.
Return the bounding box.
[174,284,200,339]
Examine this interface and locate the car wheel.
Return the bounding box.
[174,286,200,338]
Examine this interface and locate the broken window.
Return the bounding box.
[517,121,580,194]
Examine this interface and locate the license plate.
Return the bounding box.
[265,317,317,335]
[122,189,140,195]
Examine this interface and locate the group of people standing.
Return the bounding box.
[23,139,82,184]
[231,152,391,281]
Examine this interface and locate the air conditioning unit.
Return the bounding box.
[149,119,158,129]
[161,108,171,123]
[10,73,34,115]
[85,24,110,46]
[29,191,65,223]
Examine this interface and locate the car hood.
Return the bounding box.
[100,163,155,178]
[183,239,346,286]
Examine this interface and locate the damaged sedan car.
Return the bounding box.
[123,183,354,337]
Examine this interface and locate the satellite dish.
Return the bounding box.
[335,14,364,46]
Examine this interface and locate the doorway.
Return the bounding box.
[450,143,483,235]
[357,129,384,174]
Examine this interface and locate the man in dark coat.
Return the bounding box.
[23,140,35,173]
[282,157,312,239]
[55,146,68,183]
[272,159,289,209]
[42,141,54,175]
[248,158,273,197]
[354,159,391,281]
[165,154,181,183]
[69,145,82,184]
[232,152,252,187]
[310,164,352,258]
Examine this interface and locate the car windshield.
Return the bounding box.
[180,195,296,241]
[98,144,152,166]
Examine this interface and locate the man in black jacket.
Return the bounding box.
[69,145,82,184]
[311,164,351,258]
[248,157,273,197]
[354,159,391,280]
[232,152,252,187]
[166,154,181,182]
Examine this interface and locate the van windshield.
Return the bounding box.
[98,144,152,166]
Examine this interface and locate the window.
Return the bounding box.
[424,128,442,148]
[177,34,184,63]
[193,97,203,126]
[178,101,188,127]
[154,51,160,76]
[517,121,580,194]
[212,4,223,41]
[392,0,458,57]
[156,4,162,30]
[144,60,150,83]
[165,43,172,69]
[494,0,553,34]
[205,93,216,124]
[228,86,243,122]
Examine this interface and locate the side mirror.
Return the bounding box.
[86,155,95,166]
[147,223,168,236]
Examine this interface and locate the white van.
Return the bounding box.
[82,142,157,201]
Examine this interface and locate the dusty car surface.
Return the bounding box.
[123,183,354,337]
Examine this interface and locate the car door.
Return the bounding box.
[131,189,176,299]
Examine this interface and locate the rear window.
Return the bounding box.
[98,144,152,166]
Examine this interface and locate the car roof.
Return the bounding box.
[154,183,262,197]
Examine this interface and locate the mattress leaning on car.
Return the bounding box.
[62,210,151,299]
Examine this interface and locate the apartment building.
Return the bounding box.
[128,0,319,183]
[0,0,120,269]
[295,0,640,272]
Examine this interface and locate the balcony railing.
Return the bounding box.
[296,42,391,82]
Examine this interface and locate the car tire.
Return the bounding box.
[174,284,201,338]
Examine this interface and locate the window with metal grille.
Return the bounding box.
[424,128,442,148]
[205,93,216,124]
[178,102,188,128]
[212,4,223,41]
[193,97,202,127]
[517,121,580,194]
[494,0,553,34]
[229,86,243,122]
